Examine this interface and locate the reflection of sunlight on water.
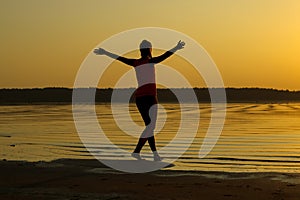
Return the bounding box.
[1,103,300,173]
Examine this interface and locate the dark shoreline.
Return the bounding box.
[1,87,300,105]
[1,158,300,200]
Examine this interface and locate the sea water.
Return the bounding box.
[1,103,300,173]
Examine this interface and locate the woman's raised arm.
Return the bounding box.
[150,40,185,64]
[94,48,135,66]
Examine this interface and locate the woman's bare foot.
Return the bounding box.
[131,152,143,160]
[153,151,162,161]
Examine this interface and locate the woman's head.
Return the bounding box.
[139,40,152,58]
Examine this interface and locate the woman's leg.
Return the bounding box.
[133,138,148,153]
[145,98,161,161]
[147,136,156,151]
[133,96,158,153]
[148,135,161,161]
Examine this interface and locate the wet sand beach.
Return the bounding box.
[1,159,300,200]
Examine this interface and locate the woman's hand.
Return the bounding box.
[175,40,185,50]
[93,48,106,55]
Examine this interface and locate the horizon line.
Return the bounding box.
[0,87,299,92]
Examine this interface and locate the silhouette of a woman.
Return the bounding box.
[94,40,185,161]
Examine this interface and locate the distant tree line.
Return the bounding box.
[0,87,300,104]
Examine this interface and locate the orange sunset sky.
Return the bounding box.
[0,0,299,90]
